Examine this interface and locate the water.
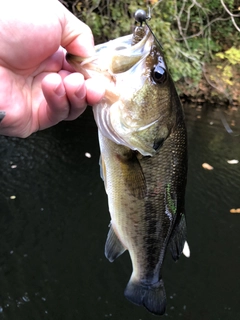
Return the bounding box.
[0,105,240,320]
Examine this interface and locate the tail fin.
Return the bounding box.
[124,279,166,315]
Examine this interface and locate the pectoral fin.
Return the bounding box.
[117,149,146,199]
[99,155,107,192]
[99,155,106,180]
[105,224,126,262]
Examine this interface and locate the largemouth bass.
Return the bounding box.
[67,20,189,316]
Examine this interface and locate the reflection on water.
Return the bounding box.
[0,105,240,320]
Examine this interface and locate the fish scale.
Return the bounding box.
[67,22,189,316]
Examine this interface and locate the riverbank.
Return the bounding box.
[177,62,240,107]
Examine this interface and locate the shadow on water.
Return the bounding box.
[0,105,240,320]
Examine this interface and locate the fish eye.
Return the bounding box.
[151,66,167,84]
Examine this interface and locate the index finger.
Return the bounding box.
[57,1,95,57]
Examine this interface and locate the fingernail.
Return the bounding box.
[82,46,95,58]
[0,111,6,123]
[76,35,95,57]
[75,85,87,100]
[54,83,66,97]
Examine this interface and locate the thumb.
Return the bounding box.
[57,1,95,57]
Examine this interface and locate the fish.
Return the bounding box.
[67,23,189,316]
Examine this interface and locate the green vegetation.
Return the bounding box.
[61,0,240,104]
[215,47,240,85]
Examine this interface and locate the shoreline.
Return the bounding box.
[176,63,240,107]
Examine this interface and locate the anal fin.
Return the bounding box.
[105,224,126,262]
[169,214,189,261]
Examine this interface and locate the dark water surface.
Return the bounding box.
[0,105,240,320]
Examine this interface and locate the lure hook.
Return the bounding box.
[134,8,163,50]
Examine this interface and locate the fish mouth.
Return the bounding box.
[67,26,162,156]
[92,27,161,156]
[67,26,152,79]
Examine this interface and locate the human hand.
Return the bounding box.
[0,0,105,137]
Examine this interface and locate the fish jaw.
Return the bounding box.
[94,98,164,157]
[92,29,180,156]
[66,28,151,79]
[67,26,174,155]
[93,52,172,156]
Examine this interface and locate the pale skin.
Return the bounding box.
[0,0,105,138]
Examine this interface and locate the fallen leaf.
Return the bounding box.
[85,152,91,158]
[202,163,214,170]
[227,159,239,164]
[230,208,240,214]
